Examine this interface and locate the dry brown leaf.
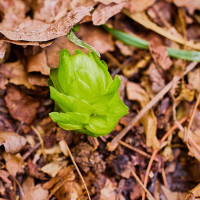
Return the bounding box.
[33,0,96,23]
[149,41,172,71]
[126,81,159,148]
[27,50,50,75]
[173,0,200,15]
[45,36,85,68]
[0,6,92,42]
[188,68,200,91]
[124,0,155,12]
[41,160,68,177]
[77,24,114,54]
[54,181,83,200]
[0,61,32,89]
[94,0,124,5]
[92,3,124,25]
[161,185,187,200]
[3,153,24,177]
[0,131,26,154]
[146,63,165,93]
[0,41,7,59]
[0,170,12,185]
[5,86,40,124]
[100,178,117,200]
[22,176,48,200]
[27,74,48,87]
[115,40,134,56]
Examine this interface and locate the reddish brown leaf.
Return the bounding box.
[92,3,124,25]
[5,86,40,124]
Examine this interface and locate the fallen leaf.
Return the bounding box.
[188,68,200,91]
[5,86,40,124]
[3,152,24,177]
[77,24,114,54]
[45,36,85,68]
[126,81,159,148]
[124,0,156,12]
[0,41,7,59]
[94,0,124,5]
[0,170,11,185]
[0,131,26,154]
[100,178,117,200]
[161,185,187,200]
[41,159,68,177]
[149,40,172,71]
[146,63,165,93]
[92,3,124,25]
[173,0,200,15]
[33,0,96,23]
[0,61,32,88]
[27,50,50,75]
[27,74,48,87]
[0,6,92,42]
[22,176,48,200]
[115,40,134,56]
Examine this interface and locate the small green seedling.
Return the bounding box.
[49,49,128,137]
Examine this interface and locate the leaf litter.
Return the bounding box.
[0,0,200,200]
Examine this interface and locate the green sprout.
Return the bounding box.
[49,49,128,137]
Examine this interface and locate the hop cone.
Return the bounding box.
[49,49,128,137]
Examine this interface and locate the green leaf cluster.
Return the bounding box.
[49,49,128,137]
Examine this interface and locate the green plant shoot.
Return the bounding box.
[49,49,128,137]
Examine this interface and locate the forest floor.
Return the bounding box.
[0,0,200,199]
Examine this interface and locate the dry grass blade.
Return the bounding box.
[107,61,198,151]
[57,128,91,200]
[123,9,200,50]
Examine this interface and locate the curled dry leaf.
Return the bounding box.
[41,159,68,177]
[77,24,114,54]
[5,86,40,124]
[126,81,159,148]
[149,40,172,71]
[0,6,92,42]
[124,0,156,12]
[0,131,26,154]
[22,176,48,200]
[0,61,32,89]
[173,0,200,15]
[146,63,165,93]
[3,152,24,177]
[92,2,124,25]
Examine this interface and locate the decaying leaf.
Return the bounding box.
[149,40,172,71]
[22,176,48,200]
[173,0,200,15]
[94,0,124,5]
[92,3,124,25]
[0,61,32,89]
[41,159,68,177]
[5,86,40,124]
[3,152,24,177]
[77,24,114,54]
[126,81,159,148]
[188,68,200,91]
[0,131,26,154]
[0,6,92,42]
[124,0,156,12]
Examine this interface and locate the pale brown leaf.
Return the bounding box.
[0,132,26,154]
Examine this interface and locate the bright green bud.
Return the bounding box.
[49,49,128,137]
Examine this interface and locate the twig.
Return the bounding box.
[31,125,46,160]
[107,61,198,151]
[131,170,155,200]
[161,167,168,189]
[22,142,41,160]
[57,128,91,200]
[142,116,188,200]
